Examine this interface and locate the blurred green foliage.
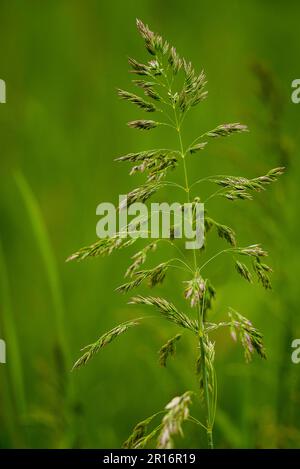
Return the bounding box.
[0,0,300,448]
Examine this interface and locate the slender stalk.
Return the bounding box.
[198,281,214,449]
[200,248,233,272]
[172,99,213,448]
[199,335,213,448]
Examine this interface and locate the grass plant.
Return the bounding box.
[68,20,284,448]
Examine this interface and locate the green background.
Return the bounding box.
[0,0,299,448]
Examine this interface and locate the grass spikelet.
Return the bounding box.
[223,190,253,201]
[196,337,215,401]
[214,167,285,201]
[238,244,268,258]
[214,222,236,246]
[117,89,156,112]
[253,258,272,289]
[157,392,193,449]
[67,236,136,262]
[189,142,207,154]
[127,119,158,130]
[116,149,178,180]
[72,319,142,370]
[168,47,182,75]
[123,414,158,449]
[201,280,216,315]
[116,262,169,293]
[115,149,177,164]
[136,19,169,56]
[159,334,181,367]
[119,181,163,209]
[206,123,248,138]
[235,260,252,283]
[129,296,198,333]
[125,242,157,278]
[132,80,161,101]
[228,309,266,362]
[183,270,205,308]
[128,57,149,75]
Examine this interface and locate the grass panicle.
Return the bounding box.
[68,18,284,449]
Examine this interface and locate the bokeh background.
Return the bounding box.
[0,0,300,449]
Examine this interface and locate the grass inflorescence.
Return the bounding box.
[68,19,284,449]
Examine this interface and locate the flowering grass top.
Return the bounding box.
[68,19,285,449]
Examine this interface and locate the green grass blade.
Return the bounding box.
[14,171,70,371]
[0,240,27,421]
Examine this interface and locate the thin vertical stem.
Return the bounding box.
[172,100,214,449]
[198,280,214,449]
[199,335,214,448]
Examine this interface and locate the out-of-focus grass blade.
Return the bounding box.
[0,240,26,435]
[215,407,244,448]
[14,171,70,372]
